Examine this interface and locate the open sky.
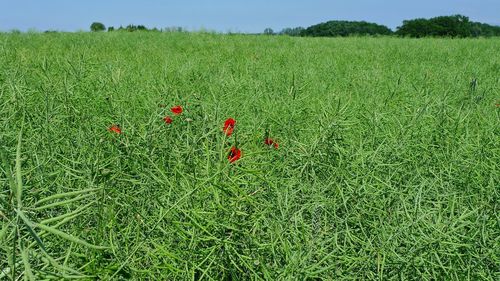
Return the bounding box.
[1,0,499,33]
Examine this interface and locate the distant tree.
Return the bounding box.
[90,22,106,32]
[279,27,305,36]
[396,18,434,38]
[123,24,149,32]
[394,15,494,38]
[163,26,185,32]
[107,26,115,32]
[301,21,392,37]
[470,22,500,37]
[263,28,274,35]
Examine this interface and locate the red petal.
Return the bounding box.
[108,125,122,134]
[171,106,183,115]
[223,118,236,136]
[224,126,234,136]
[228,147,241,163]
[163,116,173,124]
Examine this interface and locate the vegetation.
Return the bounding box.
[9,14,500,38]
[396,14,500,38]
[470,22,500,37]
[0,32,499,280]
[263,28,274,35]
[300,20,393,37]
[279,27,305,36]
[280,15,499,38]
[90,22,106,32]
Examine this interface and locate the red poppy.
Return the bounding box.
[228,147,242,163]
[171,105,183,115]
[108,124,122,134]
[223,118,236,136]
[163,116,173,124]
[264,138,279,149]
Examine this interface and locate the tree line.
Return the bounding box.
[89,14,499,37]
[90,22,184,33]
[395,15,500,37]
[278,15,500,37]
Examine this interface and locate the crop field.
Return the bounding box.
[0,32,499,280]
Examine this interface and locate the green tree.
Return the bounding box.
[263,28,274,35]
[301,20,392,37]
[90,22,106,32]
[279,27,304,36]
[394,15,494,38]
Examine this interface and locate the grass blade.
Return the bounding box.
[20,244,35,281]
[15,209,46,252]
[34,188,101,206]
[33,193,95,211]
[15,129,23,208]
[35,222,108,250]
[40,201,95,225]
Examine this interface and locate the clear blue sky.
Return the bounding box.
[1,0,499,32]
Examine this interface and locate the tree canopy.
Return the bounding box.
[263,28,274,35]
[396,15,500,37]
[90,22,106,32]
[301,20,393,37]
[279,27,305,36]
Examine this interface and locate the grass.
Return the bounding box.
[0,32,499,280]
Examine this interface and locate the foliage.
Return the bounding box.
[263,27,274,35]
[90,22,106,32]
[163,26,186,32]
[0,33,499,279]
[396,14,500,37]
[116,24,148,32]
[279,27,305,36]
[470,22,500,37]
[301,20,393,37]
[111,24,161,32]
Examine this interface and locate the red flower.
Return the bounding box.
[163,116,173,124]
[223,118,236,136]
[228,147,242,163]
[108,124,122,134]
[171,105,183,115]
[264,138,279,149]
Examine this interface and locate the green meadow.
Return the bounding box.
[0,32,499,279]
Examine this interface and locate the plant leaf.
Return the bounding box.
[15,209,46,252]
[35,222,108,250]
[20,244,35,281]
[34,188,101,206]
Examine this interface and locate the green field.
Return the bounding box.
[1,32,499,280]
